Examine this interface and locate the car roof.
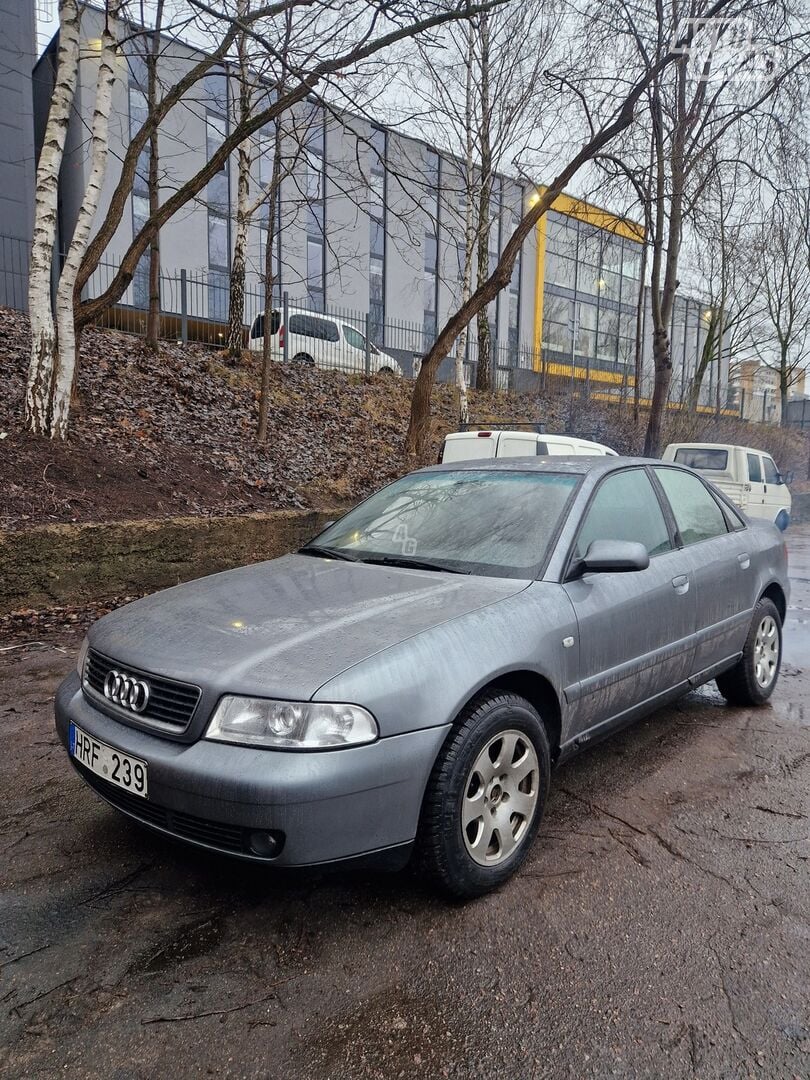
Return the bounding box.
[668,442,772,457]
[424,455,659,477]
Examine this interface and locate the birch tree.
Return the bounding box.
[26,0,81,436]
[145,0,165,348]
[225,0,252,360]
[51,7,120,439]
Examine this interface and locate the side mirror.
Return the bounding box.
[781,471,794,485]
[581,539,650,574]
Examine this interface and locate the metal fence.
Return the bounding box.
[1,234,739,416]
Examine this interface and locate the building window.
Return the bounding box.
[205,74,230,322]
[128,59,151,310]
[304,106,325,310]
[423,149,440,348]
[307,238,325,311]
[368,127,386,343]
[208,212,229,320]
[508,208,521,361]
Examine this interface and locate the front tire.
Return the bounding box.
[418,691,550,900]
[716,597,782,706]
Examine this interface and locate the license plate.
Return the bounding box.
[70,723,148,798]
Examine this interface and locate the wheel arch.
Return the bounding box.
[445,669,563,762]
[759,581,787,623]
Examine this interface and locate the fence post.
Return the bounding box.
[282,291,290,363]
[739,387,745,419]
[364,311,372,376]
[180,269,188,344]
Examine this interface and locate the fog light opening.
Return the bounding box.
[249,830,284,858]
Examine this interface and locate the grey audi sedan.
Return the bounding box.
[55,458,788,898]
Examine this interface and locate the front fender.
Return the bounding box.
[313,583,579,740]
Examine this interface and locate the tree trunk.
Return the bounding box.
[632,240,648,426]
[474,12,492,393]
[52,15,119,439]
[453,24,475,428]
[780,345,790,425]
[145,1,165,349]
[643,328,672,456]
[687,310,717,412]
[258,124,284,442]
[226,0,252,362]
[226,151,250,360]
[25,0,81,435]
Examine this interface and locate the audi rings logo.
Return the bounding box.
[103,669,150,713]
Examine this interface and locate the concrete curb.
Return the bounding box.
[0,509,337,614]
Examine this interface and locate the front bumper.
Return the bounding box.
[55,672,449,868]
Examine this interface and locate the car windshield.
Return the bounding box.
[304,470,579,578]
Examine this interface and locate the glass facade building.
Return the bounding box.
[538,202,642,383]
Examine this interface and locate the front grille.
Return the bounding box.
[75,762,250,856]
[83,649,201,733]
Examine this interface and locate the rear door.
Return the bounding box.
[652,466,752,676]
[563,467,697,738]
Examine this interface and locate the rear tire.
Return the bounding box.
[292,352,314,366]
[715,597,782,706]
[418,690,550,900]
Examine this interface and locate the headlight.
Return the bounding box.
[205,696,379,750]
[76,636,89,678]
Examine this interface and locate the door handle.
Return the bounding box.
[737,552,750,569]
[671,574,690,594]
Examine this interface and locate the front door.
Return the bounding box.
[563,468,697,739]
[761,453,789,526]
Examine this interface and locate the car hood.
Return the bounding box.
[89,553,529,700]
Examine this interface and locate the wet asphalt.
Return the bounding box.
[1,530,808,1080]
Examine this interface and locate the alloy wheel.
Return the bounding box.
[461,730,539,866]
[754,615,779,688]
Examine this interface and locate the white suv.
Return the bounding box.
[248,308,402,376]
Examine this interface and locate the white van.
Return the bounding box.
[441,430,618,463]
[662,442,792,530]
[248,308,402,376]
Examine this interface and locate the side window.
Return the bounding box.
[654,468,728,546]
[762,456,780,484]
[342,325,365,351]
[575,470,672,560]
[747,453,762,483]
[250,314,264,340]
[288,314,339,341]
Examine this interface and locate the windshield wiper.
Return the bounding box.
[359,555,470,575]
[298,545,363,562]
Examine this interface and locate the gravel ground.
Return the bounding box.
[0,529,808,1079]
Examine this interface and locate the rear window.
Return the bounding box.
[250,310,281,340]
[673,448,728,471]
[288,314,339,342]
